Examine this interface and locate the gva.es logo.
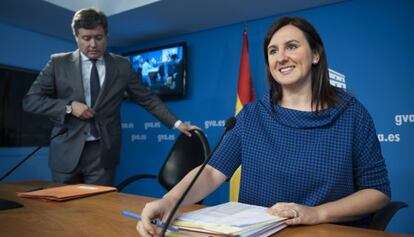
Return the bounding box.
[329,68,346,89]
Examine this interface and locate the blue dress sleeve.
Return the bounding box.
[208,112,244,178]
[352,101,391,197]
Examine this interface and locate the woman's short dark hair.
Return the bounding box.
[263,16,336,111]
[71,8,108,36]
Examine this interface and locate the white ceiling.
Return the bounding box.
[43,0,161,16]
[0,0,345,48]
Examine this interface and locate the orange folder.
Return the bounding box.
[17,184,117,201]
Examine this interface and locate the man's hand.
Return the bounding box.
[70,101,96,120]
[177,123,201,137]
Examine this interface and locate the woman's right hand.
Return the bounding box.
[136,197,177,237]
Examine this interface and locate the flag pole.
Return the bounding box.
[229,27,255,202]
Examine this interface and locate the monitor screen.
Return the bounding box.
[124,42,187,100]
[0,64,53,147]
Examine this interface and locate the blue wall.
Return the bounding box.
[0,22,76,70]
[0,0,413,233]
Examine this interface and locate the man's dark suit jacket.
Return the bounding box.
[23,50,178,173]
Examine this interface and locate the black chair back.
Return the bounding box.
[159,129,210,190]
[369,201,408,230]
[116,130,210,194]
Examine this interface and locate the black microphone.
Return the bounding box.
[160,117,236,237]
[0,127,68,211]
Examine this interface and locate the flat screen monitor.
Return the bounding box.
[124,42,187,100]
[0,64,52,146]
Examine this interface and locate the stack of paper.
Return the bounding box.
[17,184,117,201]
[169,202,287,237]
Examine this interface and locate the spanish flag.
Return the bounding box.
[229,29,255,202]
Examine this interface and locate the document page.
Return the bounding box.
[177,202,284,227]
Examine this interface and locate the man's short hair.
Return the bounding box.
[71,8,108,36]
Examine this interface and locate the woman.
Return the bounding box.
[137,16,390,236]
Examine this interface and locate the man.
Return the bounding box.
[23,8,196,186]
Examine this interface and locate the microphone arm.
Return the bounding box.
[0,147,42,182]
[0,127,68,182]
[160,117,236,237]
[0,127,68,211]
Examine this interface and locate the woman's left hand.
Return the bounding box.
[267,202,325,225]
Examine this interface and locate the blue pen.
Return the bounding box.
[122,210,179,232]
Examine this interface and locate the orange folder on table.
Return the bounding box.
[17,184,117,201]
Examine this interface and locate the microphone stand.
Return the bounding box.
[0,198,23,210]
[0,147,43,210]
[0,127,68,211]
[160,117,236,237]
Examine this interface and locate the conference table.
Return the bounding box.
[0,180,411,237]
